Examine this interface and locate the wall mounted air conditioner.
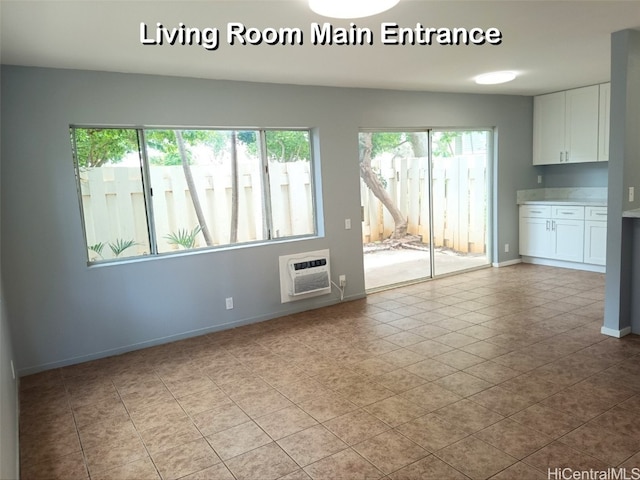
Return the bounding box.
[279,249,331,303]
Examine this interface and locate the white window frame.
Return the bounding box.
[71,126,319,265]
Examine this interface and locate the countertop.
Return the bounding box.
[623,208,640,218]
[519,199,608,206]
[517,187,608,206]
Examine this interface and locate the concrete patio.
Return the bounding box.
[363,247,489,291]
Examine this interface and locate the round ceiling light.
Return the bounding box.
[308,0,400,19]
[474,71,517,85]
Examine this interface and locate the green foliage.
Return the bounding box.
[109,239,139,257]
[87,239,139,260]
[238,130,311,163]
[432,131,462,158]
[368,132,406,157]
[145,129,230,165]
[73,128,139,168]
[165,226,202,250]
[144,130,185,165]
[88,242,106,259]
[266,130,311,162]
[73,128,312,167]
[362,131,464,159]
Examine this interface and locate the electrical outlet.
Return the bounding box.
[537,175,542,184]
[504,243,510,253]
[339,275,346,287]
[345,218,351,230]
[225,297,234,310]
[630,187,635,202]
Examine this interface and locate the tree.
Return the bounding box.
[238,130,311,163]
[359,132,410,239]
[239,130,417,240]
[73,128,138,168]
[173,130,214,246]
[74,128,222,249]
[229,131,239,244]
[432,131,461,157]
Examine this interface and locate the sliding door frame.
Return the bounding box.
[360,127,494,291]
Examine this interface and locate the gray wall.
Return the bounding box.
[539,162,609,188]
[604,29,640,334]
[1,66,535,374]
[0,292,18,480]
[0,73,20,479]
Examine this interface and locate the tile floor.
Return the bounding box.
[18,264,640,480]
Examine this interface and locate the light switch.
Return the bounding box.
[345,218,352,230]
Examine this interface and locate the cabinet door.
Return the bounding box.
[565,85,599,163]
[533,91,565,165]
[584,220,607,265]
[551,219,584,262]
[598,83,611,162]
[520,217,551,257]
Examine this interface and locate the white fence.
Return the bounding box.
[80,161,313,258]
[80,156,486,260]
[361,155,487,254]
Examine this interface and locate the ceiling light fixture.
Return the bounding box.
[474,71,517,85]
[308,0,400,19]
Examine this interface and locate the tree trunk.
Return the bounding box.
[408,132,429,158]
[359,132,408,239]
[175,130,214,246]
[229,131,239,244]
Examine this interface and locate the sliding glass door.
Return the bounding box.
[360,129,491,290]
[431,130,491,276]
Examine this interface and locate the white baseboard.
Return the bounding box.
[601,326,632,338]
[521,256,605,273]
[492,259,522,268]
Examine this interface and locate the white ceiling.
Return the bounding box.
[1,0,639,96]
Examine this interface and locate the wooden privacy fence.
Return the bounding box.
[80,161,313,256]
[361,155,487,254]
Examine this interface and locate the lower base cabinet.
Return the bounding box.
[519,204,606,268]
[584,220,607,266]
[551,218,585,263]
[519,216,551,258]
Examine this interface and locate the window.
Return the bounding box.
[71,127,317,263]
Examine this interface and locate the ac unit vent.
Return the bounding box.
[279,250,331,303]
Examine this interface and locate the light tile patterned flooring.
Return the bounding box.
[19,264,640,479]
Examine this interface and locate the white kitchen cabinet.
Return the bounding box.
[598,83,611,162]
[533,92,565,166]
[519,216,552,258]
[519,205,552,257]
[533,85,601,165]
[549,205,585,262]
[551,218,584,262]
[519,204,606,270]
[584,207,608,265]
[565,86,600,163]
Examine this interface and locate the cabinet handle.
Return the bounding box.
[552,221,556,231]
[560,152,564,162]
[530,210,542,214]
[566,151,570,162]
[546,220,550,231]
[595,212,606,216]
[560,211,574,215]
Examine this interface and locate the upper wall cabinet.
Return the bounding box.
[598,83,611,162]
[533,84,610,165]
